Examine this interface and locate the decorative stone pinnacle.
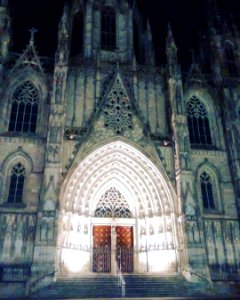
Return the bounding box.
[29,27,38,45]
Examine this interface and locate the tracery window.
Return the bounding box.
[8,81,39,133]
[95,187,131,218]
[224,43,237,77]
[101,6,116,51]
[7,163,26,204]
[104,78,133,134]
[200,171,215,210]
[186,96,212,146]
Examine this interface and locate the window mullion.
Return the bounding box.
[14,102,20,132]
[13,174,19,203]
[21,102,27,133]
[28,103,34,132]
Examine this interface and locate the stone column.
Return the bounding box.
[111,226,117,274]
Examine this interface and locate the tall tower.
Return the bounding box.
[208,0,240,218]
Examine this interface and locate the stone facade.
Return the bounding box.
[0,0,239,297]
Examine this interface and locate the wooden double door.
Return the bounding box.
[92,226,133,273]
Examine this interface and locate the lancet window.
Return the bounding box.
[95,187,131,218]
[8,81,39,133]
[101,6,116,51]
[7,163,26,204]
[186,96,212,146]
[200,171,215,210]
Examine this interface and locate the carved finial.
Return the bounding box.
[166,22,177,51]
[29,27,38,45]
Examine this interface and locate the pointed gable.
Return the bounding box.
[9,28,45,77]
[185,63,208,88]
[103,72,133,134]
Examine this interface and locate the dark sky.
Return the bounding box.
[8,0,240,66]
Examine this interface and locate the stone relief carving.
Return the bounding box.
[40,219,54,241]
[47,144,60,163]
[49,127,60,143]
[186,216,201,245]
[203,220,240,272]
[175,83,183,114]
[0,214,36,263]
[55,71,65,104]
[39,210,55,242]
[180,152,191,170]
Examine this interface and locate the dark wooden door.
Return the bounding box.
[93,226,111,272]
[116,226,133,272]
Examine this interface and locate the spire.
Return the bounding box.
[145,19,155,66]
[10,28,44,77]
[166,23,178,77]
[55,2,70,65]
[166,23,177,49]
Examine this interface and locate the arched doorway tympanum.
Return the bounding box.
[57,141,180,275]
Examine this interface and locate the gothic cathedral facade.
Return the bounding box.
[0,0,240,297]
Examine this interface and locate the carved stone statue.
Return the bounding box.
[47,144,60,163]
[55,72,64,103]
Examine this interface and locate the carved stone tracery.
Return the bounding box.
[104,78,133,134]
[95,187,131,218]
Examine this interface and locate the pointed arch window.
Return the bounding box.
[8,81,39,133]
[186,96,212,146]
[101,6,116,51]
[200,171,215,210]
[8,163,26,204]
[224,43,237,77]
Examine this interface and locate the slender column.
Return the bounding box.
[111,225,117,274]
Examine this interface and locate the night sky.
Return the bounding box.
[8,0,240,67]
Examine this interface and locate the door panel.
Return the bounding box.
[93,226,111,272]
[116,226,133,272]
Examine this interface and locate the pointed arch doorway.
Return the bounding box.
[92,225,134,273]
[58,140,181,275]
[92,187,134,273]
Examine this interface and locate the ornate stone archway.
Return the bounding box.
[57,141,181,275]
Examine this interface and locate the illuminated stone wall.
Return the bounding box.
[0,0,239,297]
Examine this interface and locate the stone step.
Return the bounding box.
[31,274,212,299]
